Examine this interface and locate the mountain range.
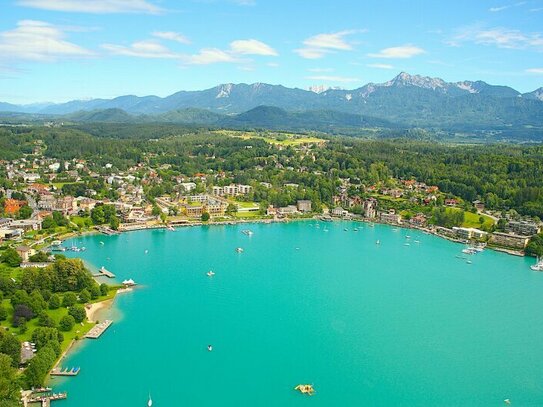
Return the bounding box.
[1,72,542,131]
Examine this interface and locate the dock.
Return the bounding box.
[85,319,113,339]
[50,367,80,376]
[27,392,67,406]
[95,225,120,235]
[93,266,116,278]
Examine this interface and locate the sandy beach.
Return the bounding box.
[85,299,114,323]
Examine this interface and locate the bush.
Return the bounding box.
[62,292,77,307]
[99,283,109,296]
[37,311,56,328]
[29,252,49,263]
[90,284,101,300]
[13,305,33,326]
[59,315,75,332]
[79,289,91,303]
[0,305,7,321]
[48,294,61,309]
[201,212,210,222]
[68,304,86,323]
[1,249,21,267]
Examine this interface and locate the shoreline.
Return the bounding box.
[63,215,528,259]
[86,298,114,323]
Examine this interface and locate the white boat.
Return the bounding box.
[376,240,380,245]
[206,271,215,277]
[462,248,476,255]
[235,247,244,253]
[531,257,543,271]
[207,345,213,352]
[167,225,175,231]
[242,229,254,236]
[148,393,152,407]
[99,241,104,245]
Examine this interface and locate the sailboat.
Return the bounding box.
[148,393,153,407]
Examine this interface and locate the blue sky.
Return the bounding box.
[1,0,542,103]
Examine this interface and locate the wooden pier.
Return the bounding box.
[27,392,67,406]
[85,319,113,339]
[93,266,116,278]
[50,367,80,376]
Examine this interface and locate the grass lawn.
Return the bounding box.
[216,130,326,146]
[228,199,259,209]
[445,207,495,229]
[234,212,261,219]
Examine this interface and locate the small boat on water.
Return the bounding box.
[235,247,244,253]
[148,393,153,407]
[376,240,380,245]
[462,248,477,255]
[167,225,175,231]
[531,257,543,271]
[353,228,358,232]
[207,345,213,352]
[242,229,254,236]
[405,235,411,239]
[206,271,215,277]
[294,384,315,396]
[344,228,348,231]
[145,249,149,254]
[99,241,104,245]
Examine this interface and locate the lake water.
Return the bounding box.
[57,221,543,406]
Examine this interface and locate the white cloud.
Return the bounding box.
[295,30,360,59]
[367,63,394,69]
[490,2,526,12]
[448,26,543,50]
[152,31,190,44]
[102,40,180,58]
[187,48,239,64]
[306,75,360,83]
[526,68,543,74]
[0,20,93,63]
[229,39,277,56]
[489,5,510,12]
[17,0,163,14]
[367,45,425,59]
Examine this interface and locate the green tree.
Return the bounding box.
[62,292,77,307]
[59,315,75,332]
[159,212,167,223]
[0,305,7,321]
[0,354,19,402]
[68,304,86,323]
[99,283,109,296]
[109,215,120,230]
[201,212,210,222]
[17,205,32,219]
[79,288,91,303]
[226,203,238,215]
[48,294,61,309]
[29,251,49,263]
[90,284,101,300]
[1,249,21,267]
[37,311,56,328]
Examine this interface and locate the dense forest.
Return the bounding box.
[1,124,542,219]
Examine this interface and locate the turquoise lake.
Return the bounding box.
[57,221,543,406]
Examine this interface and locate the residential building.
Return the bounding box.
[505,221,541,236]
[452,227,487,240]
[16,245,35,262]
[363,198,377,219]
[10,219,42,231]
[380,210,401,224]
[490,232,530,249]
[297,200,312,213]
